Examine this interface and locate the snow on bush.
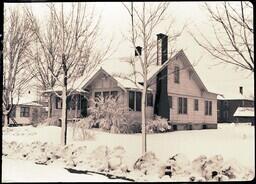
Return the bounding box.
[133,152,163,176]
[146,116,171,133]
[42,117,61,127]
[88,96,129,133]
[72,117,95,141]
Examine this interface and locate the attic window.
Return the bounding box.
[174,66,180,83]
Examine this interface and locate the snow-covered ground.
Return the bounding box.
[2,158,126,182]
[2,123,255,182]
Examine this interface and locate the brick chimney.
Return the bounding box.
[156,33,168,65]
[154,33,169,120]
[135,46,142,56]
[239,86,243,95]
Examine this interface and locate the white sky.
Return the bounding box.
[4,2,254,97]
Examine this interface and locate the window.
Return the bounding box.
[147,93,153,106]
[174,66,180,83]
[103,91,110,100]
[67,96,76,110]
[129,91,141,111]
[136,92,142,111]
[20,106,30,117]
[194,99,199,111]
[56,97,62,109]
[111,91,118,98]
[209,101,212,115]
[205,100,212,116]
[168,96,172,108]
[178,97,187,114]
[129,91,135,111]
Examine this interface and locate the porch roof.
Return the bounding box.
[233,107,255,117]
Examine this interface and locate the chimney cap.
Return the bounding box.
[157,33,168,39]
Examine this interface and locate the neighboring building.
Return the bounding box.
[7,91,47,126]
[233,107,255,125]
[45,33,218,130]
[217,87,254,123]
[9,101,45,126]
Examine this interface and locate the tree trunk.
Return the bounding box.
[4,113,10,127]
[61,76,68,146]
[141,80,147,154]
[48,94,52,118]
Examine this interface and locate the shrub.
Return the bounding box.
[146,116,171,133]
[72,116,95,140]
[43,117,61,127]
[88,95,129,133]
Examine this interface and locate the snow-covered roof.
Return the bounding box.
[233,107,255,117]
[13,92,39,105]
[18,101,43,107]
[217,93,253,101]
[45,49,216,94]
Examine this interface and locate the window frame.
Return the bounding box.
[146,92,153,107]
[168,96,172,109]
[20,106,30,117]
[205,100,212,116]
[178,97,187,114]
[194,99,199,111]
[56,96,62,109]
[174,66,180,83]
[129,91,142,111]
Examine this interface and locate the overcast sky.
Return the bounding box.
[5,2,254,97]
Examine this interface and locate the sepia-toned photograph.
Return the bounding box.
[1,1,254,182]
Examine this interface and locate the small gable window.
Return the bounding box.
[174,66,180,83]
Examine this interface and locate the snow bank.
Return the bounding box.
[2,123,255,181]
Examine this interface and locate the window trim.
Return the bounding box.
[168,96,172,109]
[56,96,62,109]
[174,66,180,83]
[194,99,199,111]
[129,91,142,111]
[20,106,30,117]
[178,97,187,114]
[205,100,212,116]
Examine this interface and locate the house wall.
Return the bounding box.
[86,72,155,123]
[51,95,81,119]
[218,99,254,123]
[166,55,217,128]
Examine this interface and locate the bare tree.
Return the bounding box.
[3,7,34,126]
[190,2,253,72]
[25,5,64,118]
[122,2,183,154]
[26,3,111,145]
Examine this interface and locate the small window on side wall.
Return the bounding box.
[20,106,30,117]
[168,96,172,108]
[194,99,199,111]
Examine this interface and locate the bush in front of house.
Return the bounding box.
[146,116,171,133]
[88,95,130,133]
[42,116,61,127]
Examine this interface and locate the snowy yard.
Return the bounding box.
[2,123,255,182]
